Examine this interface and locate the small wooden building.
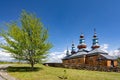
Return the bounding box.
[62,31,118,69]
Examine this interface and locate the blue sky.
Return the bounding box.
[0,0,120,53]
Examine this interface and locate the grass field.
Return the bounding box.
[7,64,120,80]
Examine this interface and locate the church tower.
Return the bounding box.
[71,41,76,54]
[66,47,69,56]
[91,29,100,49]
[77,33,87,51]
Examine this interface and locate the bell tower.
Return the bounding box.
[71,41,76,54]
[91,29,100,49]
[77,33,87,51]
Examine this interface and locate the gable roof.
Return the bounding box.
[62,48,117,60]
[88,48,108,54]
[62,49,88,60]
[69,51,87,59]
[62,55,70,60]
[100,54,117,60]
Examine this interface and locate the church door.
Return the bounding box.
[111,60,114,67]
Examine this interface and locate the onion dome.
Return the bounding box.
[91,29,100,49]
[71,41,76,55]
[77,33,87,50]
[66,47,69,56]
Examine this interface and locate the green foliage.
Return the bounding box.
[117,57,120,67]
[58,70,68,80]
[116,49,120,67]
[0,10,52,69]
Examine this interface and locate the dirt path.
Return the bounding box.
[0,76,5,80]
[0,64,17,80]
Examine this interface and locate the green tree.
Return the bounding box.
[0,11,52,70]
[117,57,120,68]
[117,48,120,67]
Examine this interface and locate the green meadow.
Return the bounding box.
[6,64,120,80]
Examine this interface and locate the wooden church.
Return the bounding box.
[62,30,118,70]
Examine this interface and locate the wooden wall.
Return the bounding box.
[62,55,118,68]
[86,55,100,66]
[114,60,118,67]
[63,58,85,65]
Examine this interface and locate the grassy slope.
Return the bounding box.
[7,64,120,80]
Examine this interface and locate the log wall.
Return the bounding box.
[62,55,118,68]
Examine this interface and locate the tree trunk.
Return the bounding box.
[31,60,34,71]
[29,50,35,71]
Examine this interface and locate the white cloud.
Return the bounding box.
[100,44,120,56]
[0,37,18,62]
[46,49,72,63]
[109,50,120,57]
[100,44,109,53]
[0,50,16,62]
[0,37,15,62]
[0,37,6,44]
[46,51,67,63]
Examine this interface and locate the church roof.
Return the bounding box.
[62,49,88,60]
[100,54,117,60]
[88,48,108,55]
[62,56,70,60]
[62,48,117,60]
[69,50,88,58]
